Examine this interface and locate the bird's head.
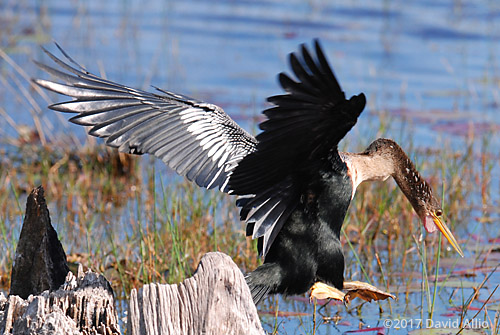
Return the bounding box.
[364,139,464,257]
[413,189,464,257]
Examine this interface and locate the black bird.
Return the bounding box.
[33,40,463,305]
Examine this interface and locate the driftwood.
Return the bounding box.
[0,186,264,335]
[128,252,264,335]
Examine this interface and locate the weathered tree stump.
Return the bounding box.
[9,186,69,299]
[0,186,120,334]
[1,186,264,334]
[0,266,120,335]
[128,252,265,335]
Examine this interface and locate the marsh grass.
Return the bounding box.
[0,117,499,334]
[0,3,499,333]
[0,129,263,296]
[1,121,499,332]
[0,112,498,333]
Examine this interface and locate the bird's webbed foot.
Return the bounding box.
[310,281,395,305]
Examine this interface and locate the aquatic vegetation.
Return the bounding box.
[0,122,498,334]
[1,0,499,331]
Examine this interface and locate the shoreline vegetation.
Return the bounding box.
[0,37,498,334]
[0,0,499,332]
[0,122,498,334]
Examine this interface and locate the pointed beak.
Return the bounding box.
[429,213,464,257]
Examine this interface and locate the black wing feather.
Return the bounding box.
[34,46,257,192]
[230,39,365,256]
[35,40,365,258]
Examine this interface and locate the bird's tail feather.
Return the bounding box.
[245,273,271,305]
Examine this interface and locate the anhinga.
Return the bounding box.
[33,40,464,305]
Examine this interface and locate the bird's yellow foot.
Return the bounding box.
[310,282,346,302]
[310,281,395,305]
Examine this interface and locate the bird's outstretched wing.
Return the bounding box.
[33,45,257,192]
[230,40,366,256]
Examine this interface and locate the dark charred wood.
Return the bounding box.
[9,186,69,299]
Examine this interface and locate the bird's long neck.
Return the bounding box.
[340,152,394,194]
[340,139,430,206]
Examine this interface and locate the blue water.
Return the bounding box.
[1,0,499,334]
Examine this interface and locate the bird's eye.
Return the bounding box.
[435,209,443,216]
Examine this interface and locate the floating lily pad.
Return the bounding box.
[388,284,423,294]
[409,328,486,335]
[484,303,500,311]
[435,280,483,288]
[439,257,479,268]
[258,310,311,317]
[465,243,500,253]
